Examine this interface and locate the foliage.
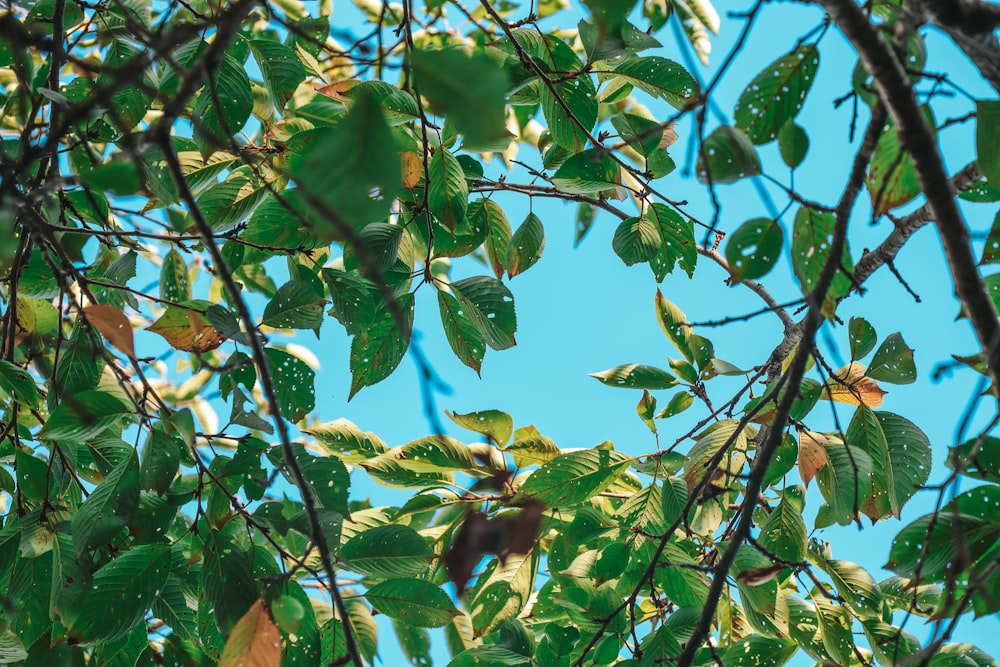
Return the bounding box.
[0,0,999,665]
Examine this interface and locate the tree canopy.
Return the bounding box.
[1,0,1000,664]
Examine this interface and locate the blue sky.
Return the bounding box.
[298,0,1000,662]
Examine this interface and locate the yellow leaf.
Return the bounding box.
[822,362,887,408]
[218,600,281,667]
[400,151,423,188]
[83,304,136,359]
[798,431,832,488]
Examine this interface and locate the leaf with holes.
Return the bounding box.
[450,276,517,351]
[612,56,699,110]
[791,207,852,317]
[725,217,783,282]
[264,348,316,420]
[735,45,818,145]
[428,147,469,233]
[262,280,326,330]
[820,363,887,408]
[655,290,714,370]
[816,443,874,526]
[147,301,226,352]
[977,100,1000,189]
[866,333,916,384]
[349,294,414,398]
[646,204,697,280]
[438,291,487,374]
[696,125,761,184]
[248,38,306,110]
[506,213,545,278]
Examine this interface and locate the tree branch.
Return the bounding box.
[819,0,1000,405]
[912,0,1000,94]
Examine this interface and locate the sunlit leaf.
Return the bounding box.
[218,600,282,667]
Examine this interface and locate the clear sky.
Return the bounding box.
[257,0,1000,662]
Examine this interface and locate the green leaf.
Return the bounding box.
[868,126,921,218]
[541,73,598,151]
[160,248,190,302]
[292,90,401,234]
[646,204,697,280]
[981,210,1000,265]
[262,280,326,330]
[759,499,807,563]
[684,419,748,491]
[960,177,1000,203]
[350,80,421,126]
[366,578,460,627]
[67,544,171,642]
[949,435,1000,484]
[722,636,797,667]
[862,619,920,666]
[516,448,630,506]
[450,276,517,351]
[438,291,487,374]
[410,48,510,145]
[137,429,181,494]
[192,53,254,147]
[264,348,316,420]
[0,359,40,407]
[504,427,561,467]
[612,56,699,110]
[447,409,514,446]
[551,149,623,195]
[342,525,432,579]
[977,100,1000,189]
[506,213,545,278]
[866,333,916,384]
[196,169,268,232]
[696,125,761,184]
[589,364,677,389]
[734,44,819,145]
[778,121,809,169]
[349,294,414,398]
[307,418,388,463]
[482,205,512,279]
[248,38,306,110]
[819,559,882,619]
[725,217,784,282]
[72,448,140,555]
[872,411,931,516]
[428,147,469,233]
[790,207,852,316]
[39,389,130,441]
[655,290,714,369]
[846,405,896,520]
[389,435,476,473]
[202,534,259,635]
[448,646,533,666]
[660,476,690,527]
[816,443,874,525]
[612,216,661,266]
[298,450,351,517]
[849,317,877,360]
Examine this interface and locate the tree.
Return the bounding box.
[1,0,1000,663]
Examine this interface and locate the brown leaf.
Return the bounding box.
[314,79,357,102]
[147,305,225,353]
[798,431,832,488]
[737,564,785,586]
[659,121,679,149]
[83,304,136,358]
[218,600,281,667]
[401,151,423,188]
[822,362,887,408]
[443,501,544,595]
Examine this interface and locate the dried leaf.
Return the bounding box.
[798,431,832,488]
[147,303,226,353]
[218,600,281,667]
[443,501,544,595]
[737,564,785,586]
[83,304,136,358]
[314,79,357,102]
[401,151,423,188]
[659,121,679,149]
[822,362,887,408]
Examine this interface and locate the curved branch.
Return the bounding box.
[913,0,1000,94]
[819,0,1000,403]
